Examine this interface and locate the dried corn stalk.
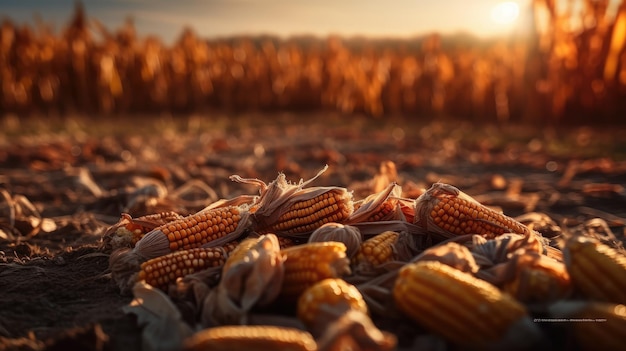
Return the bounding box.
[230,166,354,237]
[308,222,362,258]
[414,183,532,239]
[201,234,285,326]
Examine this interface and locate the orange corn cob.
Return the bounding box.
[352,231,399,269]
[280,242,351,301]
[183,325,317,351]
[127,211,185,245]
[133,205,249,259]
[347,183,402,224]
[297,278,368,330]
[104,211,185,250]
[220,240,240,255]
[137,247,227,291]
[564,236,626,304]
[414,183,531,239]
[257,189,353,235]
[393,261,538,348]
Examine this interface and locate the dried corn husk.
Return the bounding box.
[308,222,362,258]
[201,234,285,326]
[345,182,404,224]
[230,165,354,237]
[412,241,479,274]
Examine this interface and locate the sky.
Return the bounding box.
[0,0,621,44]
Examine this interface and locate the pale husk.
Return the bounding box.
[345,182,404,224]
[412,241,479,274]
[109,247,144,295]
[200,234,285,326]
[316,309,397,351]
[308,222,362,258]
[123,281,194,351]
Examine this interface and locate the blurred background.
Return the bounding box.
[1,0,626,125]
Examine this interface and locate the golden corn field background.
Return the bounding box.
[1,1,626,351]
[2,1,626,123]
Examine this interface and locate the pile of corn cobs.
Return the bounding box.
[103,166,626,351]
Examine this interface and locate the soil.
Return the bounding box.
[1,114,625,350]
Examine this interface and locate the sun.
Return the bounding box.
[490,1,520,25]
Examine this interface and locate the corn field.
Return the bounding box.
[1,0,626,124]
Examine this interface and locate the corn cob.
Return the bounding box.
[104,211,184,250]
[308,222,362,258]
[393,261,538,348]
[137,247,226,291]
[549,301,626,351]
[352,231,399,269]
[278,235,298,249]
[129,211,186,241]
[257,189,353,235]
[504,252,572,303]
[346,182,402,224]
[183,325,317,351]
[220,240,240,255]
[231,166,354,236]
[297,278,368,330]
[563,236,626,304]
[280,242,351,301]
[414,183,531,239]
[133,205,250,259]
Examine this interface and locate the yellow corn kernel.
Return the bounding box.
[280,242,351,301]
[352,231,399,269]
[183,325,317,351]
[137,247,226,291]
[297,278,368,330]
[415,183,530,239]
[564,236,626,304]
[393,261,535,347]
[258,190,353,235]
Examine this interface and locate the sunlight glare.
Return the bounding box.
[490,1,520,25]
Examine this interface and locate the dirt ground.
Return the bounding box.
[1,114,625,350]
